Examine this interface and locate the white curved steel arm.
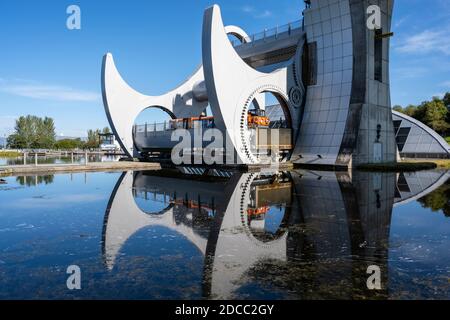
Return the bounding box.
[202,5,290,164]
[102,22,256,158]
[102,54,208,157]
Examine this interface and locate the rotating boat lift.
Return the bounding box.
[102,4,306,164]
[102,1,397,168]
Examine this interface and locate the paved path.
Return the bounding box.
[0,161,161,176]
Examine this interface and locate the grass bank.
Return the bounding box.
[446,137,450,143]
[405,159,450,169]
[357,161,438,172]
[0,151,22,158]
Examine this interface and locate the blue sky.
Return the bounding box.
[0,0,449,138]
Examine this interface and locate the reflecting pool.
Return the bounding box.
[0,154,121,166]
[0,168,449,300]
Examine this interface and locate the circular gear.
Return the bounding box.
[289,86,303,108]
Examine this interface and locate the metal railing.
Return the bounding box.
[134,120,216,134]
[135,122,174,133]
[230,19,304,47]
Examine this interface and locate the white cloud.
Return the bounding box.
[392,66,429,79]
[396,27,450,55]
[0,80,100,102]
[242,5,254,13]
[440,81,450,88]
[256,10,272,19]
[394,16,409,29]
[241,5,272,19]
[432,93,445,99]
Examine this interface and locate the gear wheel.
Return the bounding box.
[289,86,303,108]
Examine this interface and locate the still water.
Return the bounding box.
[0,155,121,166]
[0,168,449,300]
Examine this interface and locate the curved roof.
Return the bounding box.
[392,110,450,154]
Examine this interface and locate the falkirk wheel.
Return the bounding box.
[102,1,397,168]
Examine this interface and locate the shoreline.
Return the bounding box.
[1,159,449,177]
[0,161,161,177]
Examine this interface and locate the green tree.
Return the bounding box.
[85,129,101,149]
[393,104,418,118]
[420,97,449,135]
[54,138,84,150]
[102,127,111,134]
[417,181,450,218]
[443,92,450,108]
[393,105,403,113]
[7,115,55,149]
[38,117,56,148]
[404,104,418,118]
[444,93,450,127]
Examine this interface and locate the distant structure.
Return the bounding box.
[102,0,398,168]
[392,111,450,158]
[98,132,121,152]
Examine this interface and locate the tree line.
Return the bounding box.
[418,180,450,218]
[393,92,450,137]
[6,115,112,150]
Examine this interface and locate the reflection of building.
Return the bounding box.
[102,1,397,168]
[102,167,449,299]
[394,171,450,207]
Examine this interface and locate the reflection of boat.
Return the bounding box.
[102,168,449,299]
[247,206,270,216]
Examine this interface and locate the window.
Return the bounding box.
[374,29,383,82]
[393,120,402,135]
[302,42,317,86]
[396,127,411,152]
[397,173,411,193]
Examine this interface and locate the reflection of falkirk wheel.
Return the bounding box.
[102,169,448,299]
[102,170,292,298]
[103,171,207,270]
[103,1,397,167]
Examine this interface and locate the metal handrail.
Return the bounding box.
[230,19,304,47]
[134,119,216,134]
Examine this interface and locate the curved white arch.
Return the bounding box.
[103,171,209,270]
[102,24,259,158]
[202,5,302,164]
[210,172,288,299]
[103,169,291,298]
[102,55,207,157]
[224,25,250,44]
